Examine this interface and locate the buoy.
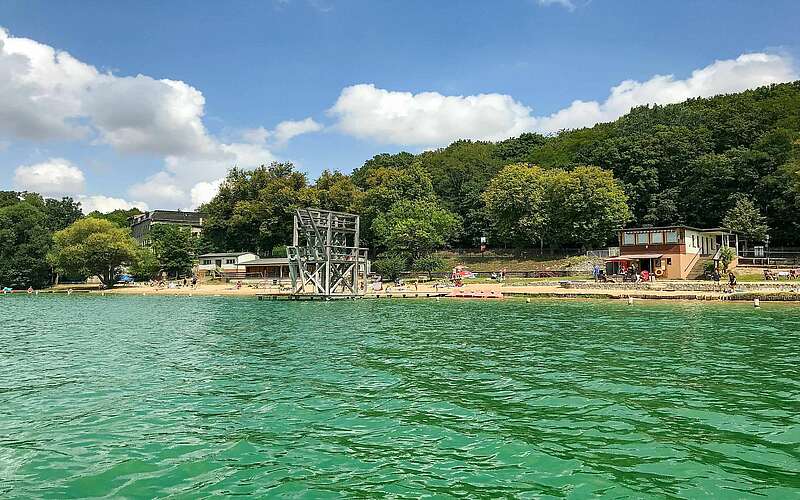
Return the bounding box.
[526,298,531,303]
[628,296,634,305]
[436,297,440,302]
[754,298,760,308]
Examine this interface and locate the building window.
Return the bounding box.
[636,232,648,245]
[225,258,236,264]
[651,232,663,244]
[623,232,635,245]
[203,259,212,265]
[666,258,672,265]
[666,231,678,243]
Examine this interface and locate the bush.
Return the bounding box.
[412,255,446,278]
[719,246,735,271]
[373,254,407,281]
[271,245,288,257]
[703,260,716,274]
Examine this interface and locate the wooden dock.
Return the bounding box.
[256,292,450,301]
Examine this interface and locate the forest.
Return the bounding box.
[2,81,798,287]
[202,81,800,256]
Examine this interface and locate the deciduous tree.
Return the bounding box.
[49,218,140,288]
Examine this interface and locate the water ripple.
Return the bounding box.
[1,295,799,497]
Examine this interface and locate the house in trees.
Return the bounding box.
[197,252,259,274]
[130,210,204,247]
[606,226,740,279]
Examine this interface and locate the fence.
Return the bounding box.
[737,249,800,267]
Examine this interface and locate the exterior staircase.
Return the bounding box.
[686,253,708,280]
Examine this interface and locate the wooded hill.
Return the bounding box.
[202,81,800,259]
[360,81,800,246]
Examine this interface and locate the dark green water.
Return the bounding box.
[1,296,799,498]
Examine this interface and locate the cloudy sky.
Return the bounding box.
[1,0,799,213]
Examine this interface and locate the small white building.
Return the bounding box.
[197,252,258,273]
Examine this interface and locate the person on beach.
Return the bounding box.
[192,276,198,289]
[593,264,600,282]
[27,286,33,294]
[728,271,737,292]
[183,277,187,287]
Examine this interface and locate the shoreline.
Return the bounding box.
[9,281,800,303]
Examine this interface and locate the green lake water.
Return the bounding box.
[1,296,799,498]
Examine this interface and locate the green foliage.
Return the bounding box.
[87,207,143,228]
[44,197,84,232]
[719,246,736,271]
[49,218,140,287]
[546,166,631,249]
[271,245,288,257]
[201,162,318,255]
[314,170,362,213]
[703,260,717,274]
[0,198,53,288]
[721,194,769,243]
[150,224,194,277]
[351,152,416,188]
[483,164,630,249]
[482,164,549,248]
[129,247,159,281]
[373,254,407,281]
[412,255,446,278]
[372,199,461,258]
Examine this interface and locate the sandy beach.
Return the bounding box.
[64,279,800,302]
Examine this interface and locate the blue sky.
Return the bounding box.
[1,0,799,212]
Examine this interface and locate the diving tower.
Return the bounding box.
[287,208,369,297]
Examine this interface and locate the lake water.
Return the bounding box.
[1,295,799,498]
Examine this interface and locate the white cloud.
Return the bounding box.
[0,27,213,154]
[536,53,798,132]
[13,158,85,196]
[0,28,288,209]
[329,53,797,146]
[241,126,270,144]
[190,178,224,209]
[329,84,536,146]
[272,118,323,145]
[538,0,576,11]
[77,195,148,214]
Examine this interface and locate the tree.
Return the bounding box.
[373,254,406,282]
[313,170,363,213]
[351,152,416,188]
[412,255,446,279]
[0,200,53,288]
[87,207,143,228]
[44,197,84,232]
[721,194,769,243]
[150,224,194,277]
[359,163,437,247]
[372,199,460,258]
[49,218,141,288]
[129,247,159,281]
[201,162,318,255]
[482,164,550,249]
[546,166,632,249]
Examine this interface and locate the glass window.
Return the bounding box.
[651,232,663,244]
[666,231,678,243]
[225,258,236,264]
[636,232,648,244]
[623,232,635,245]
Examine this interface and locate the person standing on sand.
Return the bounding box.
[192,276,197,289]
[728,271,737,292]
